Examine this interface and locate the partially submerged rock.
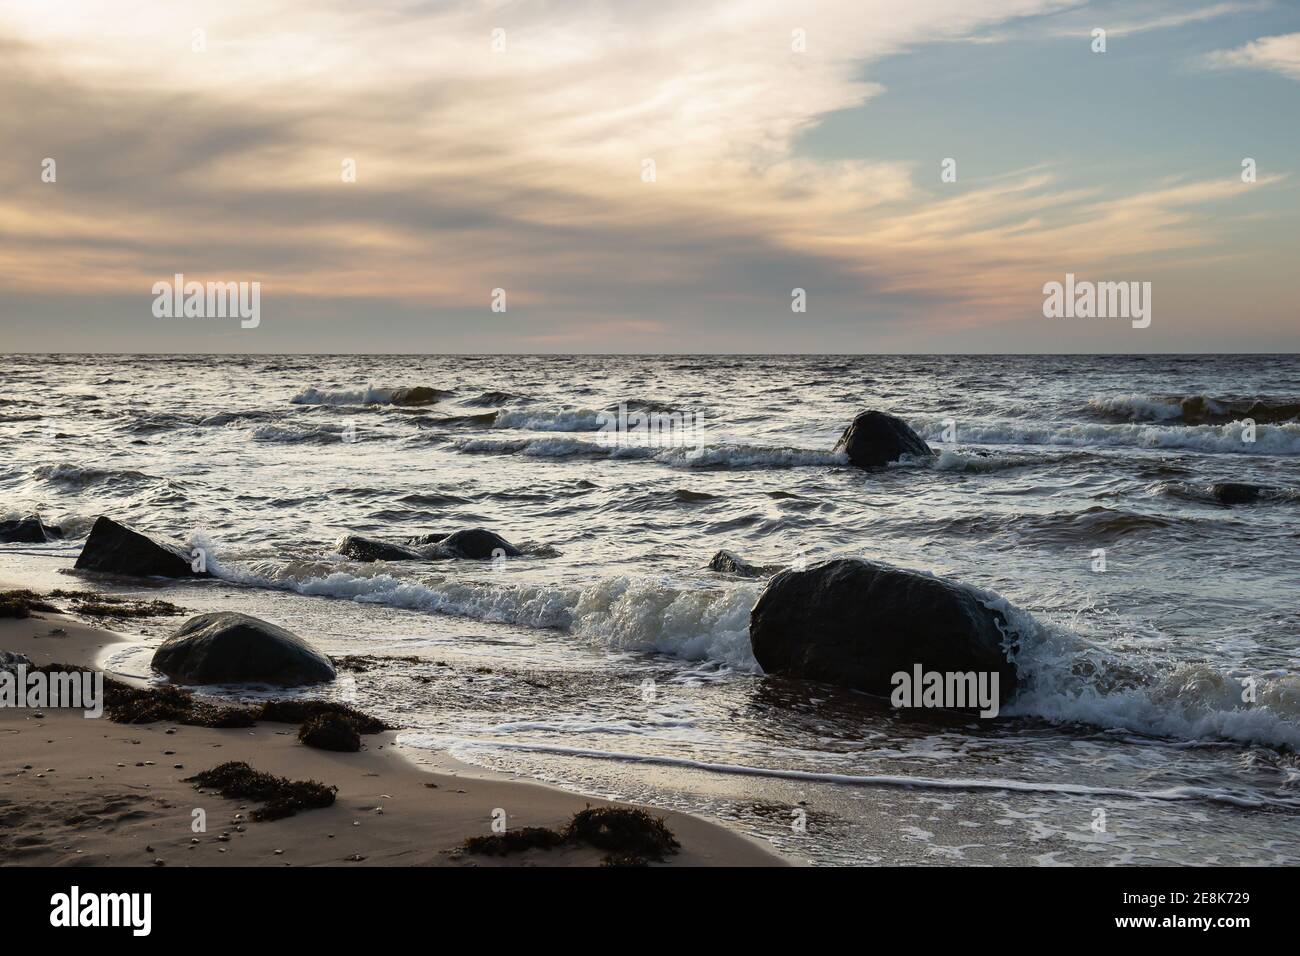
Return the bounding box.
[749,558,1017,705]
[1210,482,1267,505]
[335,529,520,561]
[389,386,447,406]
[0,515,63,543]
[152,611,336,686]
[426,528,522,560]
[335,534,424,562]
[833,410,933,468]
[707,549,781,579]
[74,516,206,579]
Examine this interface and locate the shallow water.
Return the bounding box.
[2,353,1298,864]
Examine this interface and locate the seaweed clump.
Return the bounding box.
[183,761,337,821]
[50,589,186,619]
[461,805,680,865]
[24,664,257,727]
[20,663,390,734]
[463,827,568,856]
[0,589,59,619]
[103,678,255,728]
[298,712,361,752]
[565,806,680,861]
[257,698,391,734]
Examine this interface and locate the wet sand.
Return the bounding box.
[0,594,786,867]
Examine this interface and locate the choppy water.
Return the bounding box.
[2,353,1299,865]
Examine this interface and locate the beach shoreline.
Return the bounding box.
[0,583,788,868]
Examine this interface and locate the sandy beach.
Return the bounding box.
[0,590,785,868]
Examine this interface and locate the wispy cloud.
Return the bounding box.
[1086,2,1270,38]
[1203,31,1300,80]
[0,0,1289,350]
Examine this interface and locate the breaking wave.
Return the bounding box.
[196,538,1300,751]
[31,463,159,488]
[985,592,1300,750]
[204,553,759,669]
[1088,393,1300,425]
[493,408,607,431]
[918,419,1300,456]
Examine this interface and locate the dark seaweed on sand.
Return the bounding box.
[49,589,186,619]
[463,827,568,856]
[297,712,361,751]
[565,806,680,861]
[0,587,183,621]
[107,680,256,728]
[23,664,256,727]
[0,589,59,618]
[258,698,391,734]
[184,761,337,821]
[26,662,392,731]
[462,805,680,865]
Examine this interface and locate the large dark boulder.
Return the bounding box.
[426,528,522,560]
[707,549,780,579]
[833,411,933,468]
[74,516,206,578]
[1210,482,1267,505]
[749,558,1017,704]
[336,534,424,562]
[0,515,63,543]
[153,611,336,686]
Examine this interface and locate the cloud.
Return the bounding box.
[1083,2,1271,38]
[0,0,1285,351]
[1203,32,1300,80]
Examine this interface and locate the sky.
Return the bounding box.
[1,0,1297,353]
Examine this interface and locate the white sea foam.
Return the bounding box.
[420,739,1298,810]
[249,423,336,442]
[1087,393,1185,422]
[205,554,761,669]
[926,449,1030,472]
[493,408,606,431]
[982,592,1300,750]
[198,540,1300,749]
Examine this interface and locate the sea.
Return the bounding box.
[2,353,1298,865]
